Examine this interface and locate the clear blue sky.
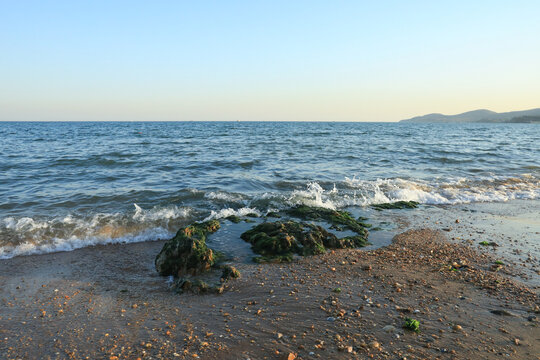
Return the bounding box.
[1,1,539,121]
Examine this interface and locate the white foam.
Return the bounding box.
[344,175,540,205]
[0,227,173,259]
[0,204,192,259]
[288,182,337,209]
[204,191,245,202]
[204,207,261,221]
[132,204,190,222]
[3,217,50,231]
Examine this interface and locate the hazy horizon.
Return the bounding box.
[1,1,539,122]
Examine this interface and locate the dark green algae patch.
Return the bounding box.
[371,201,419,211]
[155,219,221,277]
[154,205,374,293]
[240,221,369,263]
[287,205,371,235]
[241,205,371,263]
[154,220,240,294]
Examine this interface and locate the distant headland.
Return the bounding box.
[400,108,540,123]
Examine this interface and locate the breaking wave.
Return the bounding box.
[0,204,192,259]
[1,174,538,259]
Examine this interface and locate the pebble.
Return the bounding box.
[382,325,396,333]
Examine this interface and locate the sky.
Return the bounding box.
[1,1,539,122]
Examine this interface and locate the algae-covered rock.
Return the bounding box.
[287,205,370,237]
[221,265,241,280]
[174,278,224,294]
[326,235,370,248]
[155,220,220,277]
[225,215,242,223]
[241,222,299,257]
[252,254,294,263]
[241,220,369,262]
[371,201,419,210]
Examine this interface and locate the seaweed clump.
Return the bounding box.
[371,201,419,211]
[155,220,220,277]
[241,220,369,263]
[287,205,370,236]
[155,220,243,295]
[403,318,420,332]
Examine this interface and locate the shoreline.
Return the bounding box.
[1,227,539,359]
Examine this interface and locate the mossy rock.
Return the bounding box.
[241,220,368,262]
[253,254,294,263]
[174,278,224,295]
[155,220,220,277]
[328,235,370,248]
[221,265,241,280]
[265,211,282,218]
[225,215,242,223]
[286,205,370,237]
[371,201,419,211]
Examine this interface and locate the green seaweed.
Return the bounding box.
[371,201,419,211]
[225,215,242,223]
[241,220,369,262]
[286,205,370,238]
[221,265,241,280]
[174,278,225,295]
[253,254,294,263]
[479,241,498,246]
[155,220,220,277]
[403,318,420,332]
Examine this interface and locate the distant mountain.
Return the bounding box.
[400,108,540,123]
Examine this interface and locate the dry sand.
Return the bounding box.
[1,229,539,360]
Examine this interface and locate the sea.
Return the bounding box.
[1,121,539,265]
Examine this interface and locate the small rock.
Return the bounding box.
[513,338,520,346]
[490,309,516,317]
[281,353,296,360]
[369,341,381,350]
[452,324,462,332]
[382,325,396,333]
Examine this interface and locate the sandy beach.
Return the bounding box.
[1,228,538,360]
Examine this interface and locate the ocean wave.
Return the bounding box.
[0,227,172,259]
[2,175,539,259]
[204,191,246,203]
[339,175,540,206]
[204,207,261,221]
[0,204,192,259]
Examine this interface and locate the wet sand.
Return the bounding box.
[1,229,539,360]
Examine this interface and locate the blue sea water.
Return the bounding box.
[0,121,538,258]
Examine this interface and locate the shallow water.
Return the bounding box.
[0,121,538,258]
